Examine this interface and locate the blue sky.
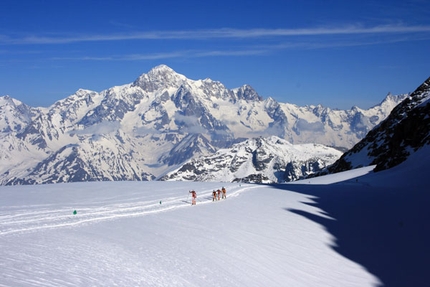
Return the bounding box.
[1,0,429,109]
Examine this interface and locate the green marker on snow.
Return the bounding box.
[73,210,77,215]
[160,201,162,204]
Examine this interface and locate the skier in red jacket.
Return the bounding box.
[189,190,197,205]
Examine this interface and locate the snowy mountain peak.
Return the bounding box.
[147,64,180,78]
[376,92,409,109]
[0,95,34,133]
[133,65,187,92]
[233,84,263,102]
[0,95,20,106]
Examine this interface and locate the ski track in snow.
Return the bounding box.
[0,185,256,236]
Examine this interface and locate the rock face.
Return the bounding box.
[0,65,406,185]
[327,77,430,174]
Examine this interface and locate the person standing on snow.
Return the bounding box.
[212,190,217,201]
[189,190,197,205]
[221,187,227,199]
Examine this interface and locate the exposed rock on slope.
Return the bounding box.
[328,77,430,173]
[161,136,343,183]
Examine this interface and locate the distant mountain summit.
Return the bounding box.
[0,65,407,185]
[327,76,430,173]
[133,64,187,92]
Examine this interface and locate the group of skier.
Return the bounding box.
[212,187,227,201]
[188,187,227,205]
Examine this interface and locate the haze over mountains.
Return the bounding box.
[0,65,409,185]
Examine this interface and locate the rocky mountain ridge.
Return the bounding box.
[326,76,430,174]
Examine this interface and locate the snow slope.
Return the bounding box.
[0,146,428,286]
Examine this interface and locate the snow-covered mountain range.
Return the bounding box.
[161,136,343,183]
[0,65,407,185]
[326,76,430,174]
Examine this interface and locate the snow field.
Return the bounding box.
[0,180,380,286]
[0,182,250,236]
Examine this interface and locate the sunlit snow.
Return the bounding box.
[0,146,428,286]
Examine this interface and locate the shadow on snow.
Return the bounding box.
[271,178,430,287]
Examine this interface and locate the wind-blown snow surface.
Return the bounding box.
[1,147,429,286]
